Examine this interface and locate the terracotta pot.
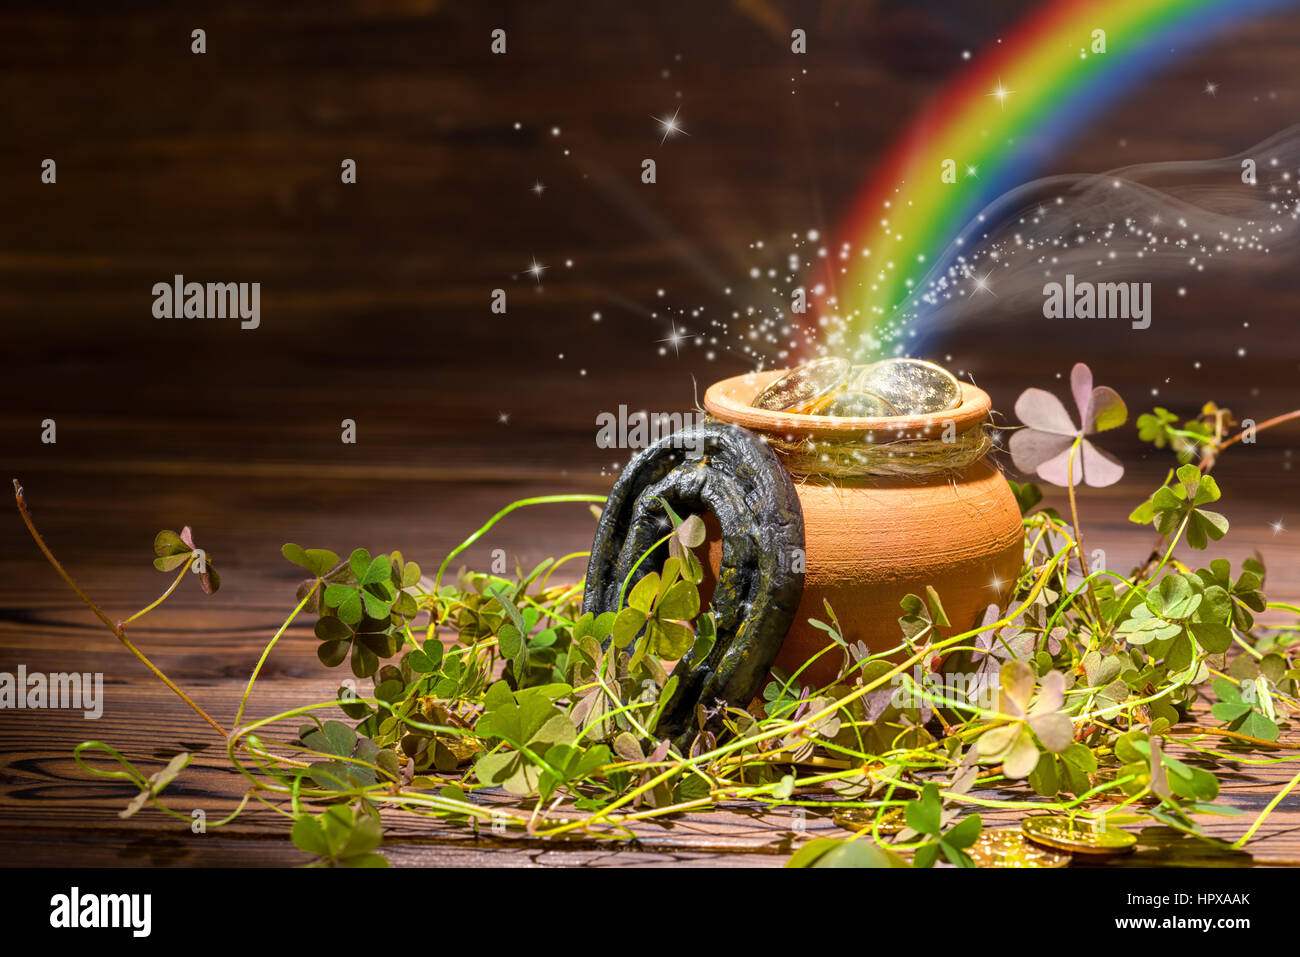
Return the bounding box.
[699,369,1023,689]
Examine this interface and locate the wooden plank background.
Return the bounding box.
[2,1,1299,866]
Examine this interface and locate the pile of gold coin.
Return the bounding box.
[752,357,962,417]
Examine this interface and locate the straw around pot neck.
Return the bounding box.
[750,419,995,479]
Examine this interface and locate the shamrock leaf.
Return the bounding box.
[611,558,700,663]
[1116,572,1232,667]
[474,681,578,795]
[281,543,341,578]
[666,512,708,585]
[1009,362,1126,488]
[312,548,419,678]
[1137,407,1213,462]
[904,783,983,868]
[298,719,383,790]
[1028,742,1098,798]
[786,838,910,869]
[291,803,388,868]
[153,527,220,595]
[1079,649,1130,717]
[1211,676,1279,742]
[976,662,1073,778]
[1196,557,1267,631]
[1130,464,1228,549]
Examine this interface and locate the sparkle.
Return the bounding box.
[1204,80,1219,96]
[972,269,997,296]
[526,257,548,283]
[987,77,1014,109]
[657,319,686,357]
[654,106,688,144]
[497,411,510,425]
[1271,518,1286,535]
[531,180,546,196]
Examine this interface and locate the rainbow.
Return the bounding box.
[832,0,1299,355]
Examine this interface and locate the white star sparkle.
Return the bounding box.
[988,77,1014,109]
[654,107,688,144]
[657,319,686,357]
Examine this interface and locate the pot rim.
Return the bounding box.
[703,369,992,441]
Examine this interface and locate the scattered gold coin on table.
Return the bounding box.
[832,805,905,835]
[1021,815,1136,856]
[751,356,851,412]
[967,827,1070,868]
[853,358,962,415]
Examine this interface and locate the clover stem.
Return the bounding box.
[433,494,606,594]
[13,479,229,740]
[121,563,192,625]
[1234,762,1300,849]
[1064,440,1104,625]
[235,579,320,728]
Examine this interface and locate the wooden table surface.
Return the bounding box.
[2,1,1300,866]
[1,449,1298,867]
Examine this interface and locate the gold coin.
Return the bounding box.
[752,357,852,412]
[854,358,962,415]
[967,827,1070,868]
[832,805,904,835]
[818,390,899,418]
[1022,815,1136,855]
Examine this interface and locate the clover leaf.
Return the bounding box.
[291,803,388,868]
[976,662,1073,778]
[298,719,384,790]
[1210,676,1280,742]
[611,557,700,662]
[308,548,422,678]
[666,511,708,585]
[1129,464,1228,549]
[1137,407,1213,462]
[904,783,983,868]
[1196,557,1267,631]
[1116,573,1233,681]
[786,837,910,868]
[154,527,220,595]
[474,681,578,796]
[281,543,340,578]
[1028,741,1098,798]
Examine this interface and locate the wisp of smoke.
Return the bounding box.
[898,123,1300,347]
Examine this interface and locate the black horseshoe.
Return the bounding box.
[582,422,805,749]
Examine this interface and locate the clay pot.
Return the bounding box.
[700,370,1023,689]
